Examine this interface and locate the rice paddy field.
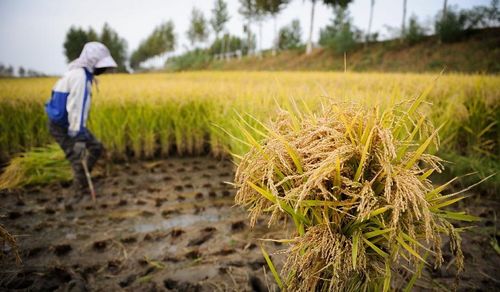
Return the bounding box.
[1,71,499,291]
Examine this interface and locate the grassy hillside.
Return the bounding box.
[207,28,500,73]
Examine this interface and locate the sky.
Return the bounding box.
[0,0,491,75]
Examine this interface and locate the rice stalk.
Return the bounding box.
[0,224,21,264]
[234,99,475,291]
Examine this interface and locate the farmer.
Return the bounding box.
[45,42,117,204]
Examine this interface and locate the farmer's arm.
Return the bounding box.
[66,70,89,141]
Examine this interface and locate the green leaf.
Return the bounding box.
[362,236,388,258]
[352,231,360,269]
[261,245,283,289]
[435,211,480,222]
[364,228,394,239]
[395,235,427,263]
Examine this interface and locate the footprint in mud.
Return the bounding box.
[107,260,122,275]
[184,249,202,260]
[212,248,236,256]
[195,192,204,200]
[117,199,127,206]
[24,210,34,216]
[231,221,246,232]
[26,246,44,258]
[120,236,137,244]
[53,244,72,256]
[207,165,216,170]
[119,274,137,288]
[147,187,161,193]
[248,259,266,271]
[136,199,147,205]
[187,227,216,246]
[164,175,173,181]
[202,183,212,188]
[193,204,205,215]
[163,254,180,263]
[36,197,49,204]
[208,191,217,198]
[170,229,185,238]
[174,185,184,191]
[7,211,22,220]
[249,276,267,292]
[155,197,167,207]
[126,178,135,186]
[161,209,181,218]
[193,166,201,171]
[177,168,186,173]
[44,207,56,215]
[164,279,202,291]
[100,203,108,209]
[177,195,186,201]
[92,240,109,252]
[144,231,169,241]
[221,190,232,197]
[184,183,193,189]
[140,210,155,218]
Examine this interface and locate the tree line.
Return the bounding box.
[59,0,499,72]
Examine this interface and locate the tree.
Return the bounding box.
[130,21,176,69]
[210,33,244,55]
[255,0,291,55]
[319,6,360,53]
[306,0,352,54]
[401,0,407,41]
[99,23,128,72]
[366,0,375,44]
[405,15,425,45]
[187,8,209,48]
[210,0,230,41]
[18,66,25,77]
[239,0,260,55]
[278,19,302,50]
[63,27,98,62]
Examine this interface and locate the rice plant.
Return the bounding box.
[0,72,498,191]
[0,224,21,264]
[234,95,480,291]
[0,144,71,189]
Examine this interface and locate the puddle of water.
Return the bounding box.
[133,213,221,233]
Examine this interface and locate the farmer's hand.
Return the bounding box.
[73,142,86,159]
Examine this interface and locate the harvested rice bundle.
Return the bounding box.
[0,224,21,264]
[235,99,474,291]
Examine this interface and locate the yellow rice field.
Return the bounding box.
[0,71,498,188]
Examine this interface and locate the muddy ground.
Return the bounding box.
[0,157,499,291]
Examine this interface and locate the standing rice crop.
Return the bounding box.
[234,95,479,291]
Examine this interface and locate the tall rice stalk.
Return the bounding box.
[234,97,477,291]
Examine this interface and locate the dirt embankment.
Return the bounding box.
[209,28,500,74]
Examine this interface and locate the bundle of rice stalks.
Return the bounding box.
[0,224,21,264]
[235,97,478,291]
[0,144,71,190]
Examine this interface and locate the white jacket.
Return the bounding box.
[45,68,93,138]
[45,42,116,140]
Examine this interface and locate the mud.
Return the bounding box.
[0,157,288,291]
[0,157,499,291]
